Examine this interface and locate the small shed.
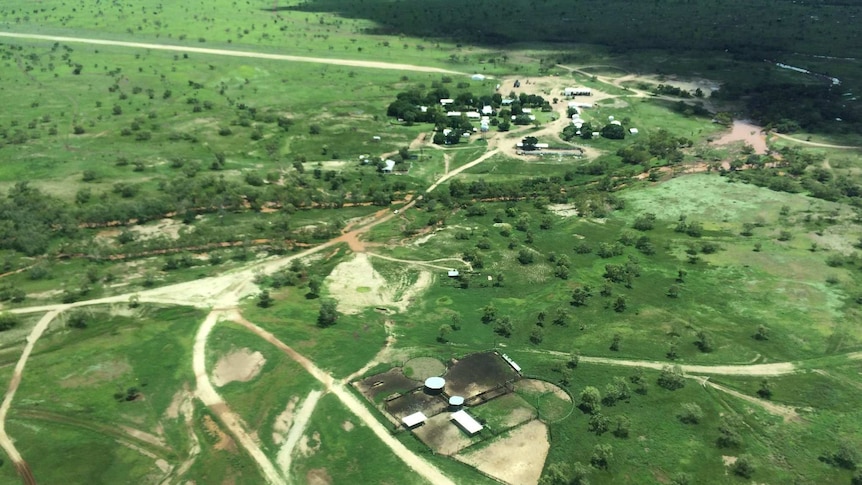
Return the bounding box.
[447,111,462,117]
[629,128,639,135]
[471,74,485,81]
[440,98,455,105]
[402,411,427,429]
[372,136,381,141]
[466,112,481,119]
[448,270,460,277]
[451,410,483,435]
[449,396,465,409]
[481,105,493,115]
[382,159,396,173]
[611,120,622,126]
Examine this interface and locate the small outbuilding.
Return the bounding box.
[448,270,460,277]
[451,410,483,435]
[402,411,428,429]
[471,74,486,81]
[629,128,639,135]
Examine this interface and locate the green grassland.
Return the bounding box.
[1,1,862,484]
[289,393,430,485]
[207,320,321,454]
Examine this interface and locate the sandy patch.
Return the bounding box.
[515,379,572,402]
[306,468,332,485]
[722,455,738,466]
[276,390,323,476]
[212,348,266,387]
[342,421,354,432]
[714,121,768,155]
[325,253,433,314]
[298,431,321,457]
[548,204,579,218]
[60,360,132,388]
[132,218,188,241]
[457,420,549,485]
[202,414,236,452]
[271,396,299,445]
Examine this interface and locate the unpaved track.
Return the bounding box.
[276,389,323,479]
[229,314,454,485]
[367,252,469,271]
[771,132,860,150]
[702,379,800,422]
[0,32,464,75]
[426,148,500,193]
[193,310,286,485]
[525,349,797,376]
[0,308,61,482]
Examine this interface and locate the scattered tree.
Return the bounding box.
[677,403,704,424]
[579,386,602,414]
[732,455,755,478]
[613,415,631,438]
[658,365,686,390]
[588,413,609,435]
[257,289,273,308]
[317,298,339,327]
[590,444,613,470]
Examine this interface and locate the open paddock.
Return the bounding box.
[443,351,520,401]
[353,368,418,403]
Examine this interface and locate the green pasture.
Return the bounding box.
[290,393,429,485]
[206,320,321,454]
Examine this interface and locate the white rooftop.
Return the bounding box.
[451,410,483,434]
[402,411,427,428]
[425,376,446,390]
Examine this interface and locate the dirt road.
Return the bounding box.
[193,310,286,485]
[426,148,501,193]
[229,315,455,485]
[367,252,470,271]
[702,379,800,422]
[0,308,61,474]
[525,349,797,376]
[276,390,323,479]
[771,132,860,150]
[0,32,464,75]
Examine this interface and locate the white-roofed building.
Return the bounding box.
[466,112,481,119]
[440,98,455,105]
[451,410,483,435]
[481,105,493,115]
[402,412,427,428]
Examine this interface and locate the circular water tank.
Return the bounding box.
[449,396,464,406]
[424,376,445,391]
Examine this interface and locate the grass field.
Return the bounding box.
[1,1,862,484]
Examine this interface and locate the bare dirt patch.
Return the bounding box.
[341,421,354,432]
[297,431,321,457]
[515,379,572,402]
[547,204,580,218]
[457,420,550,485]
[714,121,768,155]
[413,412,476,456]
[325,253,433,314]
[202,414,236,452]
[212,348,266,387]
[305,468,332,485]
[271,396,299,445]
[132,218,188,241]
[403,357,446,381]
